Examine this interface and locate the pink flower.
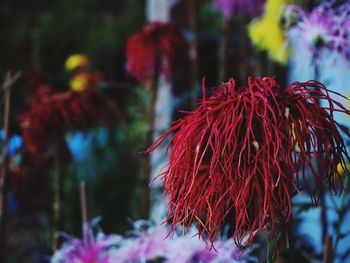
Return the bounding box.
[51,224,121,263]
[287,2,350,62]
[212,0,264,19]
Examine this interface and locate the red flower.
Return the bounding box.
[21,68,44,92]
[148,77,350,247]
[126,22,187,85]
[19,87,123,155]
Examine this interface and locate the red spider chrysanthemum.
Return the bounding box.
[19,87,123,155]
[148,77,350,247]
[126,22,187,85]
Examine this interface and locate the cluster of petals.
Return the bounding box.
[148,76,350,247]
[19,87,122,155]
[52,220,247,263]
[51,224,121,263]
[287,0,350,62]
[248,0,292,64]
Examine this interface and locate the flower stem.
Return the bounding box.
[332,176,350,261]
[0,72,14,263]
[187,0,199,108]
[218,17,231,82]
[238,16,250,86]
[80,181,89,226]
[267,239,275,263]
[80,180,91,244]
[141,36,161,219]
[323,235,333,263]
[52,147,64,251]
[312,57,330,252]
[267,221,290,263]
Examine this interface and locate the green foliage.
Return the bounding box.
[0,0,145,77]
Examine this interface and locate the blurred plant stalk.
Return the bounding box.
[80,181,90,242]
[140,44,161,219]
[218,17,231,81]
[187,0,199,108]
[141,0,174,219]
[52,140,72,251]
[52,147,64,251]
[312,57,330,256]
[80,181,89,227]
[0,72,20,263]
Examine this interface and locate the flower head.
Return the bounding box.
[248,0,292,64]
[65,54,89,72]
[51,224,121,263]
[70,73,90,93]
[110,220,170,262]
[148,77,350,247]
[21,68,44,92]
[212,0,264,19]
[111,220,244,262]
[69,71,104,92]
[126,22,187,86]
[287,1,350,63]
[19,87,122,155]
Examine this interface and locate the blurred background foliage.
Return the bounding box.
[0,0,145,79]
[1,1,148,262]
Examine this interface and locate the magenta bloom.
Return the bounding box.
[212,0,264,19]
[51,224,121,263]
[148,77,350,247]
[111,220,244,262]
[110,220,170,262]
[287,2,350,62]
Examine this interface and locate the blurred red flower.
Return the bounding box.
[19,87,123,155]
[126,22,187,85]
[148,77,350,247]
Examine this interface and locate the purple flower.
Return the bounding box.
[110,220,170,262]
[287,1,350,63]
[51,224,121,263]
[52,220,248,262]
[212,0,264,19]
[111,220,246,263]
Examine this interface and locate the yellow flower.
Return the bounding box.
[337,161,349,176]
[65,54,89,71]
[70,73,89,92]
[264,0,290,15]
[248,0,292,64]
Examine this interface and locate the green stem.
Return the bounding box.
[332,176,350,260]
[267,239,275,263]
